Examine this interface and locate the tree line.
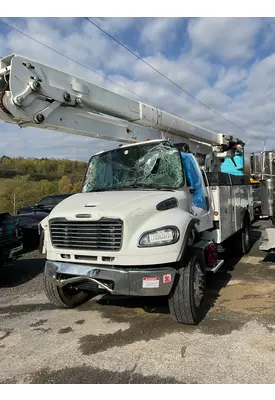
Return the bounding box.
[0,156,88,214]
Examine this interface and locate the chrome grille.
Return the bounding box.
[50,218,123,251]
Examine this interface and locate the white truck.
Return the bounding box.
[0,54,254,324]
[250,151,275,251]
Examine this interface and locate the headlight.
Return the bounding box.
[138,226,180,247]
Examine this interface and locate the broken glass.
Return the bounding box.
[82,141,185,192]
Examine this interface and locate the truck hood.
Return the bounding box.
[41,190,194,260]
[48,190,188,221]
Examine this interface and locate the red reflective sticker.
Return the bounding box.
[163,274,172,283]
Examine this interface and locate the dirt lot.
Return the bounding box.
[1,220,275,384]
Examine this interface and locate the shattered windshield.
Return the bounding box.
[82,141,185,192]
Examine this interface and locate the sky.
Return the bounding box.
[1,16,275,161]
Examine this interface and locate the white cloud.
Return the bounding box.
[132,53,212,94]
[214,66,248,93]
[0,16,275,161]
[188,17,262,62]
[260,18,275,51]
[139,18,183,52]
[197,88,232,109]
[0,123,116,161]
[245,53,275,91]
[92,17,137,35]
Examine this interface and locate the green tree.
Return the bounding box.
[73,181,82,192]
[0,156,88,213]
[58,175,73,193]
[1,177,40,214]
[39,180,58,197]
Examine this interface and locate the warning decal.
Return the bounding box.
[163,274,172,283]
[142,277,160,288]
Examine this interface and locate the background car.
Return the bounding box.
[15,212,48,250]
[17,193,74,215]
[0,212,23,270]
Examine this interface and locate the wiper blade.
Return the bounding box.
[113,184,175,191]
[88,188,108,192]
[88,186,143,192]
[88,184,176,192]
[123,184,156,189]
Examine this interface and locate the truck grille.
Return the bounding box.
[50,218,123,251]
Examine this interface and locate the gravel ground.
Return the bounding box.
[1,220,275,384]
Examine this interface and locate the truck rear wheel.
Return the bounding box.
[43,275,91,308]
[0,252,4,270]
[168,251,206,325]
[237,216,251,256]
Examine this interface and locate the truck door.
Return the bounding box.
[180,152,213,232]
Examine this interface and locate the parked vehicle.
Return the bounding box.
[0,212,23,270]
[17,193,74,215]
[16,212,48,249]
[0,53,254,325]
[250,179,262,220]
[251,151,275,251]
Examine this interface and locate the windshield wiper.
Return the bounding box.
[120,183,155,189]
[88,184,176,192]
[88,188,109,192]
[112,184,175,191]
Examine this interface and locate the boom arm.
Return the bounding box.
[0,54,239,152]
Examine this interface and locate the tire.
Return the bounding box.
[0,252,5,270]
[43,275,91,308]
[236,215,251,256]
[168,250,206,325]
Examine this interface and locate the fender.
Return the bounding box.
[39,228,45,254]
[39,215,49,255]
[244,209,250,221]
[243,209,251,229]
[176,217,200,262]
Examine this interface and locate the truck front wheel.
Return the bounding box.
[168,251,206,325]
[43,275,91,308]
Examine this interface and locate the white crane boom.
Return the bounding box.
[0,54,234,150]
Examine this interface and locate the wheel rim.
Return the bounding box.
[193,262,205,308]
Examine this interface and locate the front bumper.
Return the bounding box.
[45,260,177,296]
